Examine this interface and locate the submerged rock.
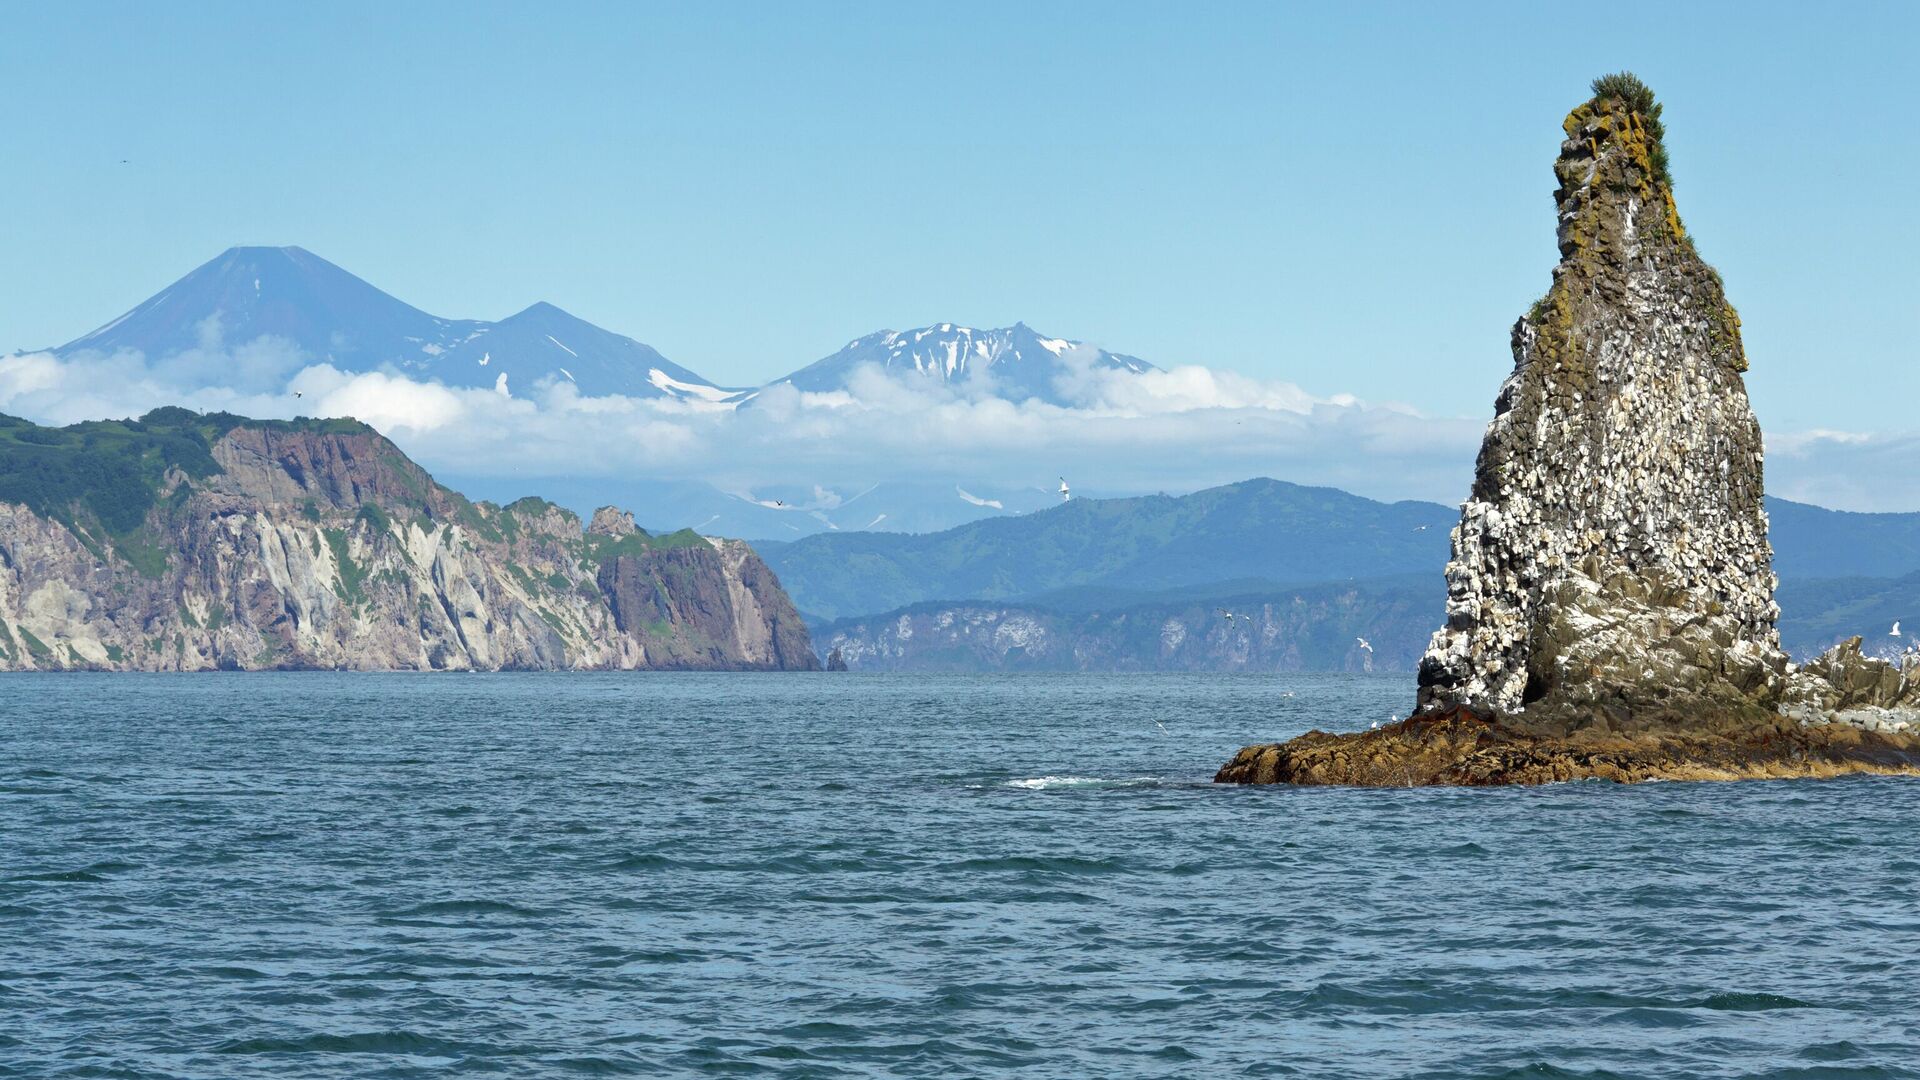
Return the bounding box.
[1219,73,1920,785]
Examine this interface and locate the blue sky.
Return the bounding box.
[1,2,1915,509]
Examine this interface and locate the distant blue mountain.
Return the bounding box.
[758,322,1156,407]
[757,483,1920,632]
[1765,497,1920,580]
[444,473,1064,541]
[760,478,1459,620]
[55,246,736,402]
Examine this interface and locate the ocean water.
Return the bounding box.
[3,673,1918,1079]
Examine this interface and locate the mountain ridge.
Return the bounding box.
[760,477,1458,620]
[52,247,1166,414]
[55,246,735,402]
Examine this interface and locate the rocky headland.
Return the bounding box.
[0,408,816,671]
[1218,74,1920,785]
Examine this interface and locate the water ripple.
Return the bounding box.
[3,671,1919,1079]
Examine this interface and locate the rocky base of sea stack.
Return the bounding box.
[1215,706,1920,787]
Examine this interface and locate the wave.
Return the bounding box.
[378,898,558,920]
[1002,775,1159,790]
[215,1030,498,1056]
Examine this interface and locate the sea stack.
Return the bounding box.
[1420,72,1782,726]
[1218,74,1920,785]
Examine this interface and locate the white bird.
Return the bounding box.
[1058,477,1071,501]
[1414,525,1429,531]
[1356,637,1372,652]
[1370,720,1379,730]
[1892,621,1902,637]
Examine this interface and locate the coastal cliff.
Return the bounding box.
[1218,74,1920,785]
[812,578,1437,673]
[0,409,816,671]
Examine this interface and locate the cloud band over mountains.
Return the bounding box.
[3,335,1909,513]
[0,334,1483,502]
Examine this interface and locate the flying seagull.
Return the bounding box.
[1894,621,1903,637]
[1356,637,1373,652]
[1058,477,1070,502]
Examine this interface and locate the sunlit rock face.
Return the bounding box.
[0,412,817,672]
[1217,76,1920,786]
[1416,80,1785,725]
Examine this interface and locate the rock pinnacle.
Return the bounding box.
[1415,73,1783,725]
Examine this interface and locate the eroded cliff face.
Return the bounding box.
[1416,85,1784,724]
[0,416,816,671]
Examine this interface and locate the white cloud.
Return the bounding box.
[1766,430,1920,512]
[1049,342,1330,414]
[4,342,1913,514]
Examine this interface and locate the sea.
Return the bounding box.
[3,672,1918,1079]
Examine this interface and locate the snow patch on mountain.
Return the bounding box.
[957,486,1004,509]
[763,322,1158,407]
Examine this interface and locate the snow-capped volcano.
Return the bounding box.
[55,246,738,402]
[765,322,1156,406]
[416,300,736,404]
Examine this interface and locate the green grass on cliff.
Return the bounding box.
[581,528,711,566]
[0,410,224,535]
[0,407,374,547]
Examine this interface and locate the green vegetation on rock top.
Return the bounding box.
[0,410,226,535]
[1588,70,1670,188]
[583,527,712,566]
[0,408,381,566]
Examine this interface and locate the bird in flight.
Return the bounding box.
[293,391,302,399]
[1355,637,1372,652]
[1058,477,1070,501]
[1893,621,1903,637]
